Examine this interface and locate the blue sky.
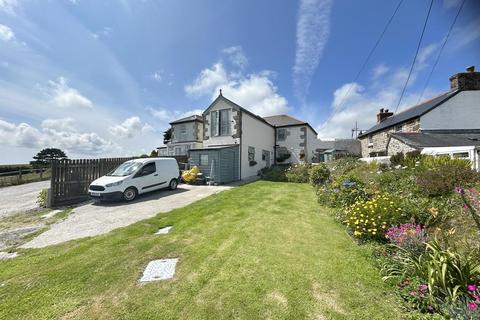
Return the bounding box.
[0,0,479,163]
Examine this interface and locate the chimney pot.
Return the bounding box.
[449,66,480,91]
[376,108,394,123]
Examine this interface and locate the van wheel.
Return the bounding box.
[123,187,137,201]
[169,179,178,190]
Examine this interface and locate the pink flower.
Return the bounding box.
[418,284,428,292]
[468,284,478,292]
[468,302,478,311]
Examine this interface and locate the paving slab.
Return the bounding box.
[22,184,231,248]
[139,258,178,282]
[155,226,172,235]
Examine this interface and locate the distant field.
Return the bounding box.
[0,165,50,187]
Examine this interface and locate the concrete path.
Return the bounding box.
[21,184,231,248]
[0,181,50,218]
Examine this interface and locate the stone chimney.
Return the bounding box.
[449,65,480,91]
[376,108,393,123]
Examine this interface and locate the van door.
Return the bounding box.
[133,162,166,193]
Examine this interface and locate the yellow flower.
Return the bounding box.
[429,207,439,218]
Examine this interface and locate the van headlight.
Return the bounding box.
[106,181,123,188]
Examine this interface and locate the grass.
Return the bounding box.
[0,181,403,319]
[0,209,73,250]
[0,170,51,187]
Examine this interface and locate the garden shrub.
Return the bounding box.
[260,166,287,182]
[308,164,330,186]
[285,164,310,183]
[326,157,361,179]
[390,151,425,168]
[390,152,405,167]
[37,188,48,207]
[416,164,479,197]
[344,193,407,241]
[317,175,369,209]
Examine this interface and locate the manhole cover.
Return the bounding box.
[155,226,173,235]
[139,258,178,282]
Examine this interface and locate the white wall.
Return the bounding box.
[305,127,318,163]
[203,99,240,147]
[421,91,480,130]
[241,112,275,179]
[276,126,305,164]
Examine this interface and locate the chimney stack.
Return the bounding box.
[376,108,394,123]
[449,65,480,91]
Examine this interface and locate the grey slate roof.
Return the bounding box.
[170,114,203,125]
[263,115,305,126]
[358,90,460,138]
[390,132,480,148]
[263,114,318,135]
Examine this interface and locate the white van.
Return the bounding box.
[88,158,180,202]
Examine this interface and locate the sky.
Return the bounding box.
[0,0,479,164]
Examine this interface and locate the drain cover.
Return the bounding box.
[139,258,178,282]
[155,226,173,235]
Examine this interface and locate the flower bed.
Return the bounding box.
[318,155,480,318]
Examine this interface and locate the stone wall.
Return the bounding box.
[360,117,420,157]
[387,137,418,156]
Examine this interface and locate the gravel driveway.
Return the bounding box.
[0,181,50,218]
[21,184,231,249]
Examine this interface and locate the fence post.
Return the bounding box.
[40,167,43,179]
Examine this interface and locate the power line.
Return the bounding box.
[394,0,434,112]
[335,0,404,110]
[416,0,467,104]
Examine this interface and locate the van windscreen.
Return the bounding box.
[107,162,142,177]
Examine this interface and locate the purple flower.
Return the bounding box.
[455,186,465,194]
[467,284,478,292]
[468,302,478,311]
[418,284,428,292]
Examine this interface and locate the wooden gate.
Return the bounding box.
[50,158,134,206]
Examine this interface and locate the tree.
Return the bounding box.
[163,128,172,144]
[149,149,158,157]
[31,148,68,167]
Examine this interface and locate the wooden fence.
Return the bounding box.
[0,167,50,187]
[50,157,134,206]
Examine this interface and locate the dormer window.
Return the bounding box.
[211,109,231,136]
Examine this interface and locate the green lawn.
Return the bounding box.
[0,181,402,319]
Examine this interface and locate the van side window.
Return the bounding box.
[139,162,156,176]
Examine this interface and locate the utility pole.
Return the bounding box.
[351,121,364,139]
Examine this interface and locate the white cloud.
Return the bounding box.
[185,57,290,117]
[0,24,15,41]
[147,107,203,123]
[0,118,116,154]
[443,0,461,8]
[372,63,390,80]
[450,18,480,49]
[293,0,333,103]
[315,61,441,140]
[152,71,163,82]
[109,116,154,139]
[222,46,248,69]
[48,77,93,109]
[185,63,228,97]
[41,118,77,133]
[91,27,112,39]
[332,82,364,109]
[0,0,19,15]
